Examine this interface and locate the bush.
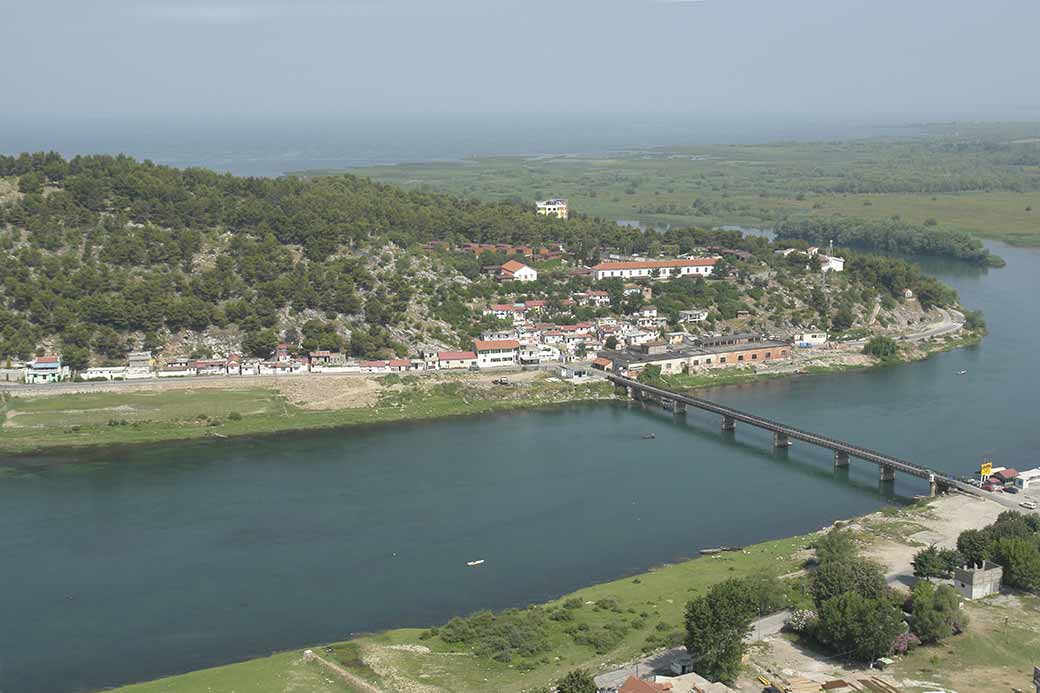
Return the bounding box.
[912,545,964,579]
[557,669,597,693]
[438,607,551,662]
[812,557,886,607]
[227,411,243,421]
[910,581,967,643]
[813,528,858,565]
[563,597,584,609]
[815,592,905,662]
[863,335,899,359]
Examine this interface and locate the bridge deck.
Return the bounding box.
[608,374,965,487]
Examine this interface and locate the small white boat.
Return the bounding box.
[466,559,485,567]
[957,370,967,375]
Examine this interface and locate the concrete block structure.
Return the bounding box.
[954,561,1002,600]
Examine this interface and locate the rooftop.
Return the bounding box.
[475,339,520,351]
[592,258,716,271]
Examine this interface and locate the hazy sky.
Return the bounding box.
[4,0,1039,120]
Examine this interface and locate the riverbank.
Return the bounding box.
[112,492,1023,693]
[0,318,983,457]
[0,371,614,456]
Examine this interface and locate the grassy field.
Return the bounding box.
[114,531,814,693]
[114,649,356,693]
[0,379,615,455]
[891,594,1040,693]
[336,133,1040,246]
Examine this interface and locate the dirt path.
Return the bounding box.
[304,650,383,692]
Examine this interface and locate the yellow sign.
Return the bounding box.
[980,462,993,477]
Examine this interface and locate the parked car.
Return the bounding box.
[1005,486,1020,494]
[1021,500,1038,510]
[982,483,999,492]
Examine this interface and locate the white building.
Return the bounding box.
[437,351,478,370]
[679,309,709,323]
[794,331,828,347]
[483,304,527,324]
[592,258,716,281]
[0,363,25,382]
[499,260,538,282]
[535,197,568,219]
[81,366,128,381]
[26,355,70,384]
[1014,468,1040,491]
[819,254,845,272]
[474,339,519,368]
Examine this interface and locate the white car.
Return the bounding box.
[1020,500,1038,510]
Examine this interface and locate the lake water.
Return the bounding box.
[0,114,920,177]
[2,243,1038,692]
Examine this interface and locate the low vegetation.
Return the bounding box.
[955,511,1040,590]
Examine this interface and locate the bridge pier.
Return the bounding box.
[773,432,791,448]
[630,387,643,402]
[721,415,736,432]
[834,451,850,469]
[661,398,674,412]
[929,476,938,497]
[674,401,687,415]
[879,465,895,482]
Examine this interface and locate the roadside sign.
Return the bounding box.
[981,462,993,478]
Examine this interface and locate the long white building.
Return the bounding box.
[591,258,716,281]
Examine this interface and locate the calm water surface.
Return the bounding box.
[1,242,1037,693]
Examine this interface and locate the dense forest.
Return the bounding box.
[774,217,1004,267]
[0,153,966,366]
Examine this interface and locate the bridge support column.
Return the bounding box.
[929,476,938,497]
[674,401,687,415]
[661,398,673,411]
[630,387,643,402]
[721,415,736,432]
[834,451,850,469]
[773,432,790,448]
[879,465,895,482]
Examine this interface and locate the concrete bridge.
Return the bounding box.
[608,374,972,497]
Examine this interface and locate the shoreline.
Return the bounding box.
[0,329,983,459]
[111,492,1007,693]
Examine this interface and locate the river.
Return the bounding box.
[1,242,1037,693]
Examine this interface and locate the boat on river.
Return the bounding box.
[466,559,485,567]
[642,433,656,440]
[957,370,967,375]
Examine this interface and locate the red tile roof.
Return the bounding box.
[438,351,477,361]
[619,676,671,693]
[592,258,716,271]
[35,355,59,364]
[474,339,520,351]
[388,359,411,367]
[501,259,529,273]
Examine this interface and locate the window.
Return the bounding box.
[765,352,771,358]
[738,355,744,362]
[720,357,726,364]
[751,353,757,360]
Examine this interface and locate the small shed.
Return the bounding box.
[995,468,1019,484]
[954,561,1003,600]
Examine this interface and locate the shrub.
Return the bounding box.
[438,607,551,662]
[227,411,243,421]
[863,335,898,359]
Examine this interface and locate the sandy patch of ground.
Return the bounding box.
[274,375,383,410]
[362,643,444,693]
[862,494,1004,588]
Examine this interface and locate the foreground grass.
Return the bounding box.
[114,649,356,693]
[113,532,812,693]
[0,379,615,455]
[891,594,1040,693]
